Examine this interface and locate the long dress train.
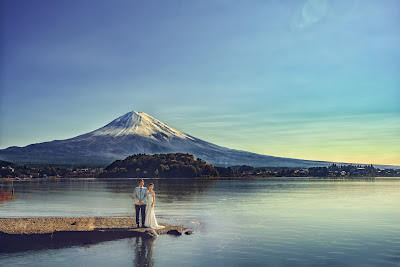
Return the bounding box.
[144,192,165,229]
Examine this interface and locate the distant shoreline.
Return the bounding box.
[2,154,399,180]
[1,176,400,182]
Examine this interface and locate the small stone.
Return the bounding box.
[184,230,195,235]
[167,229,182,236]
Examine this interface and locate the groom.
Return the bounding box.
[134,179,148,228]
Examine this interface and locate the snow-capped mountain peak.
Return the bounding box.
[91,111,194,140]
[0,110,339,167]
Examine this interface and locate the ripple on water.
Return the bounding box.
[1,178,400,266]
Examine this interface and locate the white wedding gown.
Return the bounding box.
[144,192,165,229]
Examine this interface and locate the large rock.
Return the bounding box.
[167,229,182,236]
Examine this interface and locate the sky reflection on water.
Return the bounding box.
[1,178,400,266]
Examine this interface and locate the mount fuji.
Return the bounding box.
[0,111,331,167]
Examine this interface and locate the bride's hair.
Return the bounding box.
[149,183,154,187]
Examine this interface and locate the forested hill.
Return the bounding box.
[99,153,220,178]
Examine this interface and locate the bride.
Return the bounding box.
[144,183,165,229]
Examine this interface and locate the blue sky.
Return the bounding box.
[1,0,399,165]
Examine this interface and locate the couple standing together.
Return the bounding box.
[134,179,164,229]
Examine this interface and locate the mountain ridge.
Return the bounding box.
[0,111,397,168]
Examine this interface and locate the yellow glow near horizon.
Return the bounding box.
[200,112,400,167]
[245,145,400,166]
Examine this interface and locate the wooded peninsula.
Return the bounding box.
[1,153,399,179]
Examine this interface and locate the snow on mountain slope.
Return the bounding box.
[91,111,194,141]
[0,110,335,167]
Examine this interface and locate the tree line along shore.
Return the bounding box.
[1,153,399,179]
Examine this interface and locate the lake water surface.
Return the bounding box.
[1,178,400,266]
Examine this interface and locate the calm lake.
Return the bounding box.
[1,178,400,266]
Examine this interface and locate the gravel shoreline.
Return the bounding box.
[0,217,190,253]
[0,217,185,235]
